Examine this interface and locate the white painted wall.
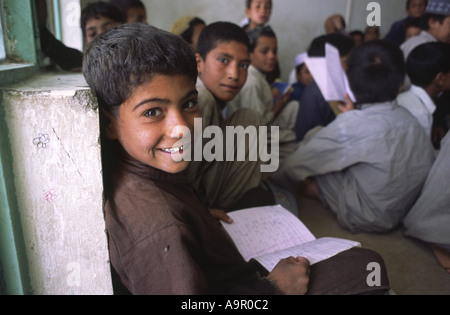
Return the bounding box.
[142,0,407,81]
[1,73,112,295]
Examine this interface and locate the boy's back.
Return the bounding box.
[313,102,434,232]
[270,40,436,233]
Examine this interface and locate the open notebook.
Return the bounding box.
[221,205,360,271]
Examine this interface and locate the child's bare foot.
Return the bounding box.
[431,244,450,274]
[299,179,320,202]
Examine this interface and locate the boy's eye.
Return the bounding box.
[218,57,229,64]
[240,63,250,70]
[144,108,162,117]
[184,100,198,109]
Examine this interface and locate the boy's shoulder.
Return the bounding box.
[196,78,221,126]
[106,167,192,241]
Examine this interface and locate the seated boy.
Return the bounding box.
[397,42,450,139]
[185,21,272,211]
[294,33,355,142]
[241,0,272,31]
[83,23,390,295]
[270,40,436,233]
[403,130,450,274]
[227,26,299,160]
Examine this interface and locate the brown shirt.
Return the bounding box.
[104,145,278,295]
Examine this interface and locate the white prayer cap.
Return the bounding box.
[294,53,307,67]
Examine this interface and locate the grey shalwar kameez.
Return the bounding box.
[403,132,450,251]
[270,101,435,233]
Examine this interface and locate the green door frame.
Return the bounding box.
[0,0,41,295]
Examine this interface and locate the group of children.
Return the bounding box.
[38,0,450,294]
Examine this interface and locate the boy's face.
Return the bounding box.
[127,7,148,24]
[85,16,119,44]
[429,16,450,44]
[296,64,314,87]
[406,25,422,40]
[250,36,278,73]
[407,0,427,18]
[107,75,200,174]
[246,0,272,28]
[197,41,251,105]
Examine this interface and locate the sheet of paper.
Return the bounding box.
[254,237,361,271]
[305,43,356,103]
[221,205,316,262]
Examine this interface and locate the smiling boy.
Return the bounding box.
[82,23,313,295]
[83,23,391,295]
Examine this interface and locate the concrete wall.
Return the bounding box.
[142,0,407,81]
[0,72,112,295]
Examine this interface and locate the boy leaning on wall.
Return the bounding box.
[82,23,391,295]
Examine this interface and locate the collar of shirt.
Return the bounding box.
[410,85,437,115]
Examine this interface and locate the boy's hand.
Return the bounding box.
[273,92,291,117]
[267,256,310,295]
[337,93,355,113]
[209,209,233,224]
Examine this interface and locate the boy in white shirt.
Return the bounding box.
[398,42,450,139]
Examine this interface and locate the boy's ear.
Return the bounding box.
[100,109,119,140]
[195,53,203,75]
[245,7,251,18]
[435,72,446,88]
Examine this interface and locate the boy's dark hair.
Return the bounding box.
[246,25,276,52]
[405,17,423,30]
[308,33,355,57]
[180,17,206,44]
[347,40,405,105]
[246,0,272,9]
[407,0,428,10]
[196,21,251,61]
[421,13,448,30]
[82,23,198,117]
[109,0,145,13]
[81,1,126,36]
[407,42,450,87]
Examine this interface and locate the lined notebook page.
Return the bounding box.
[221,205,360,271]
[255,237,361,271]
[221,205,316,261]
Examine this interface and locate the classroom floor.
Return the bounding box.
[294,193,450,295]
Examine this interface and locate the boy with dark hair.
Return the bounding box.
[242,0,272,31]
[109,0,148,24]
[398,42,450,138]
[384,0,428,45]
[227,25,299,160]
[83,22,298,295]
[401,0,450,58]
[81,1,125,45]
[83,23,390,295]
[187,21,271,211]
[270,40,435,234]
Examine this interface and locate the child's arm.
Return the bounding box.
[210,209,233,224]
[111,224,209,295]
